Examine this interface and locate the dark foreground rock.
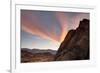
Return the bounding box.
[55,19,89,61]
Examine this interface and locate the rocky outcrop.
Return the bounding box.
[55,19,89,61]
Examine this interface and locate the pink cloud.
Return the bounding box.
[21,13,61,43]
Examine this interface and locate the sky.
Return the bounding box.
[21,10,89,50]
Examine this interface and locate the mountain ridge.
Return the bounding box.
[21,48,57,63]
[55,19,89,60]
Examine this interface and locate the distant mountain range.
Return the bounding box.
[21,48,57,63]
[21,48,57,55]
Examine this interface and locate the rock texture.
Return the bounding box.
[55,19,89,61]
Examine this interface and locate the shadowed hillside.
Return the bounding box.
[21,48,57,63]
[55,19,89,61]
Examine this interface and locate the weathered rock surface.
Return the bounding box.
[55,19,89,61]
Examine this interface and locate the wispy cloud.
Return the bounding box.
[21,10,89,49]
[55,12,68,42]
[21,11,61,44]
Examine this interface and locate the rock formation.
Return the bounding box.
[55,19,89,61]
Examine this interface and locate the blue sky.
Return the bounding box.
[21,10,89,50]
